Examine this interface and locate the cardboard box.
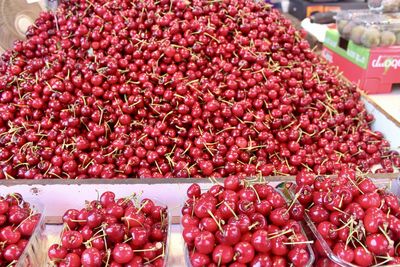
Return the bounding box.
[323,29,400,94]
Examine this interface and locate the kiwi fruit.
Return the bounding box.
[380,31,396,46]
[395,31,400,45]
[350,25,366,44]
[361,28,381,48]
[342,21,356,39]
[337,20,349,35]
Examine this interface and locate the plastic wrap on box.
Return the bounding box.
[336,10,400,47]
[184,188,315,267]
[369,0,400,13]
[16,201,45,267]
[46,197,171,267]
[284,177,400,267]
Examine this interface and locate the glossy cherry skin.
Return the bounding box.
[212,244,234,265]
[81,247,102,267]
[194,231,215,254]
[251,229,271,253]
[112,243,134,264]
[234,241,255,264]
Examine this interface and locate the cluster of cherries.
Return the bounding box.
[0,193,41,266]
[48,191,168,267]
[181,176,313,266]
[292,170,400,266]
[0,0,398,179]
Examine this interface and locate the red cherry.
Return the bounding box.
[255,200,272,216]
[366,233,390,256]
[333,242,354,263]
[124,256,144,267]
[181,214,199,229]
[295,171,314,186]
[19,215,39,236]
[215,224,241,246]
[266,192,286,209]
[141,242,161,261]
[194,231,215,254]
[234,241,255,263]
[317,221,337,240]
[81,247,102,267]
[190,252,210,267]
[182,226,200,246]
[48,244,68,261]
[112,243,134,264]
[251,254,273,267]
[288,247,310,266]
[353,247,374,266]
[187,183,201,198]
[356,192,381,210]
[0,226,21,244]
[200,217,218,233]
[308,205,329,223]
[105,223,126,243]
[358,179,377,194]
[271,235,289,256]
[63,209,80,229]
[288,203,304,221]
[269,208,290,226]
[212,244,234,265]
[343,203,365,221]
[224,176,241,191]
[272,255,288,266]
[61,231,84,249]
[228,214,251,233]
[0,199,9,214]
[194,198,217,218]
[363,207,387,234]
[64,253,81,267]
[3,244,22,262]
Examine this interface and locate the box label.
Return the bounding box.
[371,55,400,73]
[324,30,370,69]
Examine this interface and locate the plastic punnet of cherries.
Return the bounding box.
[0,193,42,266]
[0,0,399,179]
[181,176,314,267]
[292,170,400,266]
[48,192,169,267]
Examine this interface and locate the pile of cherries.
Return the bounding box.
[292,170,400,266]
[182,176,313,266]
[0,193,42,266]
[48,191,168,267]
[0,0,398,179]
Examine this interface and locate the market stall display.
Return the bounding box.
[182,177,315,266]
[0,193,44,267]
[322,29,400,94]
[0,0,399,180]
[47,191,170,266]
[336,10,400,47]
[0,0,399,266]
[286,171,400,266]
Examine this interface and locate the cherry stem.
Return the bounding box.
[223,202,238,220]
[248,221,260,230]
[269,229,293,239]
[283,241,314,245]
[104,249,111,267]
[378,226,394,247]
[207,210,224,234]
[284,189,301,216]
